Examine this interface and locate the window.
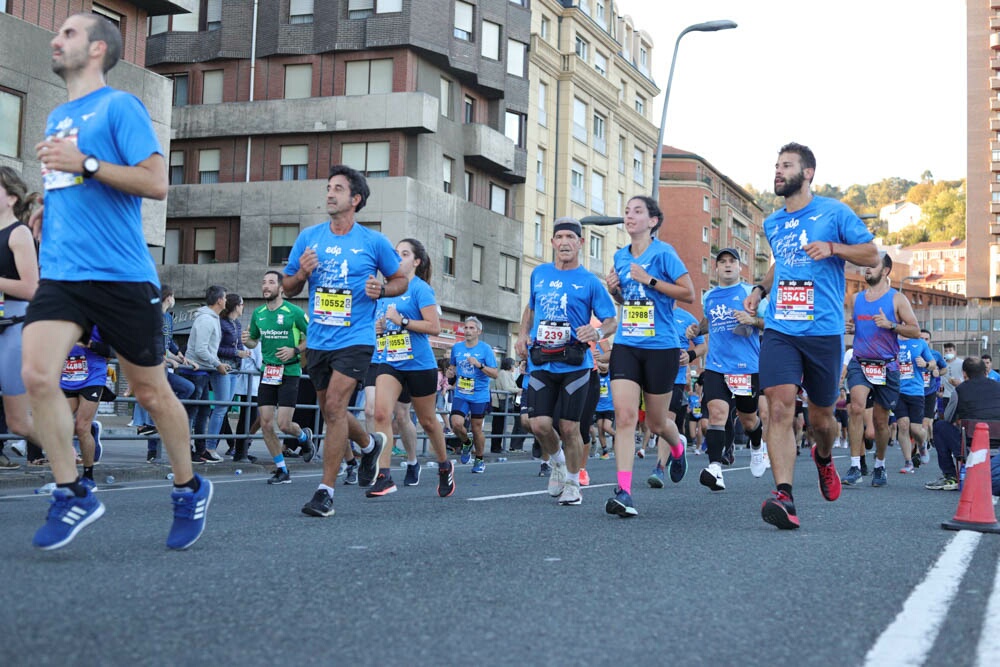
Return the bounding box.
[0,88,23,157]
[702,258,709,274]
[464,95,475,123]
[205,0,221,30]
[617,191,624,215]
[290,0,314,24]
[635,94,645,115]
[443,156,454,193]
[171,74,189,107]
[280,145,308,181]
[536,149,545,193]
[444,235,456,276]
[270,225,298,264]
[618,136,626,173]
[537,81,548,126]
[148,15,168,34]
[572,98,587,142]
[199,149,220,184]
[589,233,604,275]
[639,45,649,74]
[163,228,181,265]
[594,52,607,76]
[465,171,473,201]
[169,151,184,185]
[507,40,526,77]
[633,148,644,185]
[172,7,199,31]
[580,0,591,15]
[341,142,390,178]
[702,227,709,243]
[504,111,526,148]
[454,1,473,40]
[377,0,403,12]
[482,21,501,59]
[575,35,589,61]
[202,70,223,104]
[994,150,1000,162]
[534,214,544,257]
[348,0,374,19]
[540,16,550,40]
[571,161,585,205]
[500,254,518,293]
[440,77,453,118]
[596,0,606,22]
[345,59,393,95]
[284,64,312,99]
[591,171,605,214]
[472,244,483,283]
[195,228,216,263]
[592,112,606,154]
[93,4,123,32]
[490,183,508,215]
[703,195,710,212]
[618,79,626,102]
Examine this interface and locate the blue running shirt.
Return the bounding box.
[596,373,614,412]
[673,308,704,383]
[612,239,688,349]
[703,283,760,374]
[897,338,934,397]
[450,340,496,403]
[381,276,438,372]
[284,222,400,351]
[41,87,162,283]
[527,264,616,374]
[762,196,873,336]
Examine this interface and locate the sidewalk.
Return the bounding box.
[0,414,534,491]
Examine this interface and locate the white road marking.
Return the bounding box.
[468,483,617,501]
[975,546,1000,666]
[864,530,983,667]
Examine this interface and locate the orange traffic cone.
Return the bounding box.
[942,423,1000,533]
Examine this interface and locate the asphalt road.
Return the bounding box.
[2,451,998,667]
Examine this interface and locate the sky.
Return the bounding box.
[615,0,967,192]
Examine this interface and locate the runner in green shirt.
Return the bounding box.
[242,271,314,484]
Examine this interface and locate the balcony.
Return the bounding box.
[171,92,438,139]
[135,0,194,14]
[991,97,1000,112]
[463,123,516,174]
[992,32,1000,50]
[992,77,1000,90]
[992,201,1000,215]
[991,117,1000,132]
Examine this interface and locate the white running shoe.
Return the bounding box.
[558,480,582,505]
[750,446,766,478]
[699,462,726,491]
[9,440,26,458]
[548,460,567,497]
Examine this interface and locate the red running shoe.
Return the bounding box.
[761,490,800,530]
[812,445,841,501]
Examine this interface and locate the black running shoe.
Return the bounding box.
[365,473,397,498]
[437,461,456,497]
[300,427,315,463]
[301,489,335,517]
[267,468,291,485]
[358,433,386,487]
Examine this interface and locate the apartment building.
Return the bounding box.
[656,146,767,320]
[968,0,1000,299]
[145,0,530,352]
[518,0,660,299]
[0,1,192,241]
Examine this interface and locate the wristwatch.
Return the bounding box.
[400,316,410,330]
[82,155,100,179]
[648,278,658,288]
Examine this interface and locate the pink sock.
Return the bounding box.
[670,441,684,459]
[617,470,633,494]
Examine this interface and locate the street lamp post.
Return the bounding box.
[582,19,736,228]
[651,20,737,205]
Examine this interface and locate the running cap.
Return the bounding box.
[715,247,740,262]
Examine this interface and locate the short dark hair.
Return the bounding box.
[778,142,816,178]
[628,195,663,234]
[78,13,122,73]
[982,354,993,362]
[966,357,988,378]
[160,284,174,300]
[920,329,931,337]
[944,342,956,350]
[205,285,226,306]
[881,253,893,272]
[501,357,515,371]
[263,270,283,283]
[328,164,371,212]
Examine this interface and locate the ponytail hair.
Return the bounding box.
[0,167,42,225]
[400,237,432,283]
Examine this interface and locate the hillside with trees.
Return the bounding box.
[744,172,966,246]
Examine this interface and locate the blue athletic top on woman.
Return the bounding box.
[284,222,400,351]
[897,338,935,397]
[852,289,899,371]
[381,275,438,372]
[527,263,615,374]
[450,340,496,404]
[41,87,162,284]
[762,196,873,336]
[612,238,689,349]
[702,282,760,375]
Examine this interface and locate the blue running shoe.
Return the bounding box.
[871,466,888,487]
[404,461,421,486]
[605,487,638,518]
[460,441,473,465]
[80,477,98,493]
[471,458,486,474]
[167,475,213,550]
[647,463,665,488]
[90,421,103,463]
[841,466,862,486]
[669,447,687,483]
[33,488,105,550]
